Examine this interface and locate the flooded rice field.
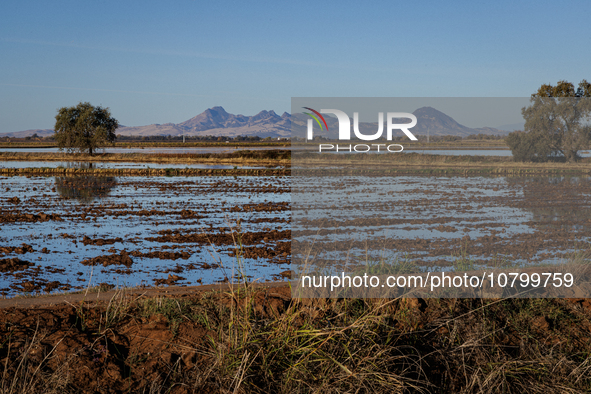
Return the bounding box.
[0,174,290,296]
[293,174,591,273]
[3,170,591,297]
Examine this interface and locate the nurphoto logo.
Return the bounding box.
[304,107,418,152]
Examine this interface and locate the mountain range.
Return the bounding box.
[0,106,519,139]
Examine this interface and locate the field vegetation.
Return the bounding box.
[1,282,591,393]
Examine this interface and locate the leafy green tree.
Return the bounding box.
[54,102,119,155]
[509,80,591,162]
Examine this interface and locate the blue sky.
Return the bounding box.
[1,0,590,132]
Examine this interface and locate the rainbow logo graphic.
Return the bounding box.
[303,107,329,132]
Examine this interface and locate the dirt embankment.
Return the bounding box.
[0,285,591,393]
[0,149,291,165]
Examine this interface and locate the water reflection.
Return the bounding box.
[506,176,591,230]
[54,175,117,202]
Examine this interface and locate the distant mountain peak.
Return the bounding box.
[410,106,487,137]
[173,106,290,136]
[413,106,449,117]
[207,106,228,114]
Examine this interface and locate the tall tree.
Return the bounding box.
[54,102,119,155]
[508,80,591,162]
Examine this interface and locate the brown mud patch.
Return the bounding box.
[8,278,72,293]
[0,211,63,223]
[130,250,191,260]
[0,258,34,272]
[81,252,134,268]
[0,243,34,256]
[153,274,186,286]
[148,229,290,245]
[82,236,123,246]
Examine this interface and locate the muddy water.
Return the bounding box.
[293,174,591,272]
[0,174,290,296]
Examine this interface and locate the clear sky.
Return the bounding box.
[1,0,590,132]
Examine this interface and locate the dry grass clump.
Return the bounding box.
[423,297,591,393]
[202,293,428,393]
